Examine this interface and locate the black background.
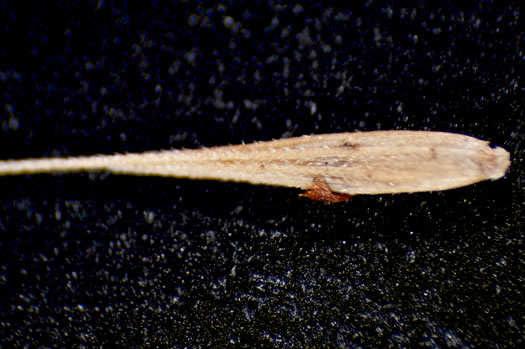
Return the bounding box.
[0,1,523,347]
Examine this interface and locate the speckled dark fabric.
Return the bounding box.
[0,1,522,347]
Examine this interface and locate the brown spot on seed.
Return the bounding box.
[300,177,353,203]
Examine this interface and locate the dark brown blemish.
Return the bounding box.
[303,158,354,168]
[300,176,353,203]
[340,142,359,149]
[430,147,437,160]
